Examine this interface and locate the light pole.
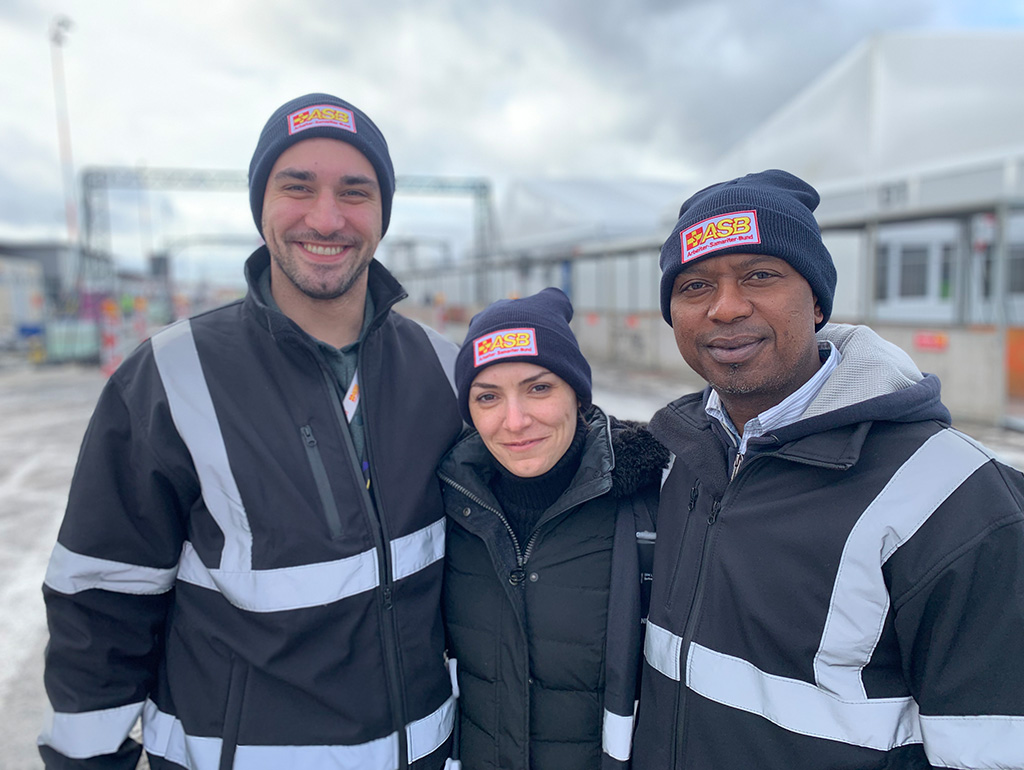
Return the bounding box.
[49,15,77,246]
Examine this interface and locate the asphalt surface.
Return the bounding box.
[2,357,1022,768]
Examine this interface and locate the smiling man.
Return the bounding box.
[39,94,463,770]
[633,170,1024,770]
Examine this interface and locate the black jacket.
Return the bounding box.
[39,249,463,770]
[440,407,666,770]
[633,324,1024,770]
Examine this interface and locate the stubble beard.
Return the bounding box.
[271,237,373,301]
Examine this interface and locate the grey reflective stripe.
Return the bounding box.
[44,542,177,595]
[38,701,144,759]
[391,519,445,582]
[413,319,458,396]
[687,643,923,752]
[644,620,683,682]
[814,428,991,699]
[405,693,456,762]
[602,708,634,761]
[152,320,252,571]
[142,699,220,768]
[176,542,379,613]
[142,696,455,769]
[920,713,1024,769]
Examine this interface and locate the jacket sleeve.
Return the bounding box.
[893,463,1024,770]
[39,368,193,769]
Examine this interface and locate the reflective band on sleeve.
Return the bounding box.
[38,700,144,759]
[391,519,445,583]
[142,699,221,769]
[814,429,991,700]
[176,541,379,613]
[143,697,454,770]
[644,621,683,682]
[44,542,177,595]
[414,320,458,396]
[687,643,923,751]
[920,713,1024,770]
[152,320,252,572]
[406,695,455,763]
[602,708,634,761]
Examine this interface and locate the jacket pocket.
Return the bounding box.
[300,424,343,539]
[219,655,249,770]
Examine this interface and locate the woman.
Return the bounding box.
[440,288,667,770]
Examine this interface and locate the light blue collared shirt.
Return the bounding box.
[706,341,841,461]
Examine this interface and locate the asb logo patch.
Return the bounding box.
[287,105,357,136]
[681,210,760,263]
[473,328,538,367]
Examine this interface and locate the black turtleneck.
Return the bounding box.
[489,417,588,546]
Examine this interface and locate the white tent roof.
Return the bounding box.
[709,30,1024,187]
[498,177,687,252]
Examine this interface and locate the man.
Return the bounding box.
[633,170,1024,769]
[38,93,463,769]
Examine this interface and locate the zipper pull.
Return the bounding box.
[382,586,393,609]
[688,483,699,511]
[301,425,316,447]
[730,452,744,481]
[707,501,721,525]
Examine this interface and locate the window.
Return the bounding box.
[898,246,929,298]
[1010,245,1024,294]
[940,245,955,300]
[875,245,889,300]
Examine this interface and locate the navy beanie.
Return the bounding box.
[455,288,592,426]
[659,169,836,331]
[248,93,396,237]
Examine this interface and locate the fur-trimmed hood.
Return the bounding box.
[607,416,670,499]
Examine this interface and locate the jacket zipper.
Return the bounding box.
[439,475,527,572]
[315,356,410,768]
[300,424,343,538]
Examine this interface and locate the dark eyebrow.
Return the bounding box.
[680,254,783,275]
[273,168,315,183]
[340,174,378,190]
[470,369,554,391]
[271,169,379,190]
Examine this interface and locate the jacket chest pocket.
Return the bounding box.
[300,424,344,539]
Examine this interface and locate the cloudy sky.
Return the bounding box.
[1,0,1021,283]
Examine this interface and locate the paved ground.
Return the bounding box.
[2,357,1022,767]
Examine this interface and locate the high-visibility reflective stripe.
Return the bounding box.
[920,713,1024,769]
[38,701,144,759]
[814,429,990,699]
[687,643,923,751]
[602,708,634,761]
[142,700,221,768]
[176,541,379,613]
[152,320,252,572]
[44,542,177,595]
[644,621,683,682]
[143,697,454,769]
[391,519,445,582]
[413,319,458,396]
[406,694,456,762]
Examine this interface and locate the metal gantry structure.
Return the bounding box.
[79,165,499,263]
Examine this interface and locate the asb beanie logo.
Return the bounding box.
[682,211,760,263]
[473,328,538,367]
[287,104,357,135]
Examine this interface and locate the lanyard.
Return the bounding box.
[343,371,360,423]
[342,371,371,491]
